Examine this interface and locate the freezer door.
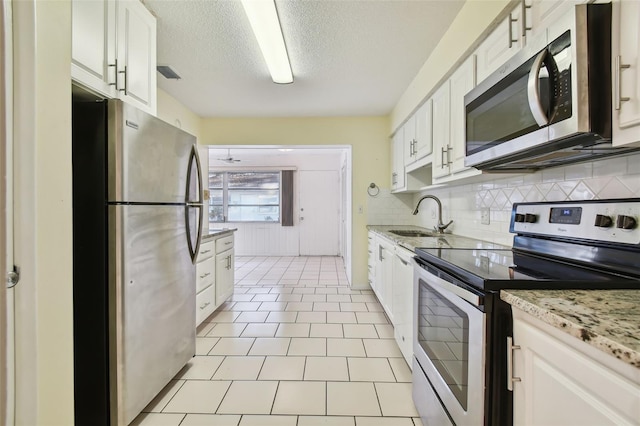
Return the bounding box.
[109,204,196,425]
[107,100,197,203]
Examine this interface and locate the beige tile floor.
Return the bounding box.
[133,256,423,426]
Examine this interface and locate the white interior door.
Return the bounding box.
[299,170,340,256]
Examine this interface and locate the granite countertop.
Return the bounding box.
[202,227,237,241]
[367,225,509,252]
[501,289,640,368]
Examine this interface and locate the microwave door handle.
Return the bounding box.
[527,49,550,127]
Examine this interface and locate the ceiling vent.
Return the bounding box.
[157,65,181,80]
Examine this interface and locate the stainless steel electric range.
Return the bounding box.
[412,199,640,426]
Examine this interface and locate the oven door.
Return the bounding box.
[413,259,486,426]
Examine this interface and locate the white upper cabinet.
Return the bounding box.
[413,100,433,163]
[116,0,157,114]
[72,0,157,115]
[432,55,478,181]
[400,102,433,170]
[449,56,476,174]
[72,0,117,97]
[527,0,583,39]
[612,0,640,147]
[403,115,416,166]
[391,129,406,191]
[476,3,523,83]
[431,81,451,180]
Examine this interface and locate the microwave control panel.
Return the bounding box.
[511,200,640,245]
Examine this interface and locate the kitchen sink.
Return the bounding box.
[389,230,436,238]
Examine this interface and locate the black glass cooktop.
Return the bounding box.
[414,247,640,291]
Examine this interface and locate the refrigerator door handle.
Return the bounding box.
[185,145,204,263]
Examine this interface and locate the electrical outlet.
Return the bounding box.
[481,207,490,225]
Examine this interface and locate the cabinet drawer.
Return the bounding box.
[196,284,216,326]
[215,235,234,253]
[196,258,215,293]
[197,241,215,262]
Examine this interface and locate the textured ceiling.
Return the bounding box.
[145,0,465,118]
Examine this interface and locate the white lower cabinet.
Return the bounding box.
[392,246,414,368]
[375,237,395,324]
[215,249,234,306]
[195,233,235,327]
[368,231,415,368]
[195,240,216,326]
[195,285,216,326]
[367,232,377,293]
[511,308,640,425]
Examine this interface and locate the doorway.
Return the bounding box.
[298,170,340,256]
[207,145,352,283]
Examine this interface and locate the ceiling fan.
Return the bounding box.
[217,149,241,164]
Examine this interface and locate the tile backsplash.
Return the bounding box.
[366,189,415,226]
[368,152,640,247]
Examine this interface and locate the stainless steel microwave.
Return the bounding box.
[464,3,639,172]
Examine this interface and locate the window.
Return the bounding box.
[209,171,280,223]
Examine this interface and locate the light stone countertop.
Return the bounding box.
[501,289,640,368]
[366,225,509,252]
[202,227,237,242]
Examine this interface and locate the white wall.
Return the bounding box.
[391,0,512,132]
[13,1,74,424]
[210,150,344,256]
[200,117,390,288]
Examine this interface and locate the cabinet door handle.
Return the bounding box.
[508,13,518,48]
[225,241,232,245]
[199,301,210,310]
[108,59,119,90]
[507,336,522,391]
[199,272,211,279]
[521,0,532,37]
[118,66,128,95]
[395,253,408,266]
[441,146,452,168]
[615,55,631,110]
[201,249,211,255]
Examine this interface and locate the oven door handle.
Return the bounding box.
[417,266,482,308]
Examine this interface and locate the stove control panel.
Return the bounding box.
[510,200,640,245]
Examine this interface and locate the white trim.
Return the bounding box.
[2,0,13,423]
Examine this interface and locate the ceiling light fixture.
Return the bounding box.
[241,0,293,84]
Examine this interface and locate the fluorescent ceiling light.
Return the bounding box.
[241,0,293,84]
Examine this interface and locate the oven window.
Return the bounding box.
[417,279,470,409]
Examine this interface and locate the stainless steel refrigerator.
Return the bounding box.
[72,99,203,425]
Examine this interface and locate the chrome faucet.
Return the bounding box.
[412,195,453,233]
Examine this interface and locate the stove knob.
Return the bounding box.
[594,214,613,228]
[524,213,538,223]
[616,215,637,230]
[514,213,525,223]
